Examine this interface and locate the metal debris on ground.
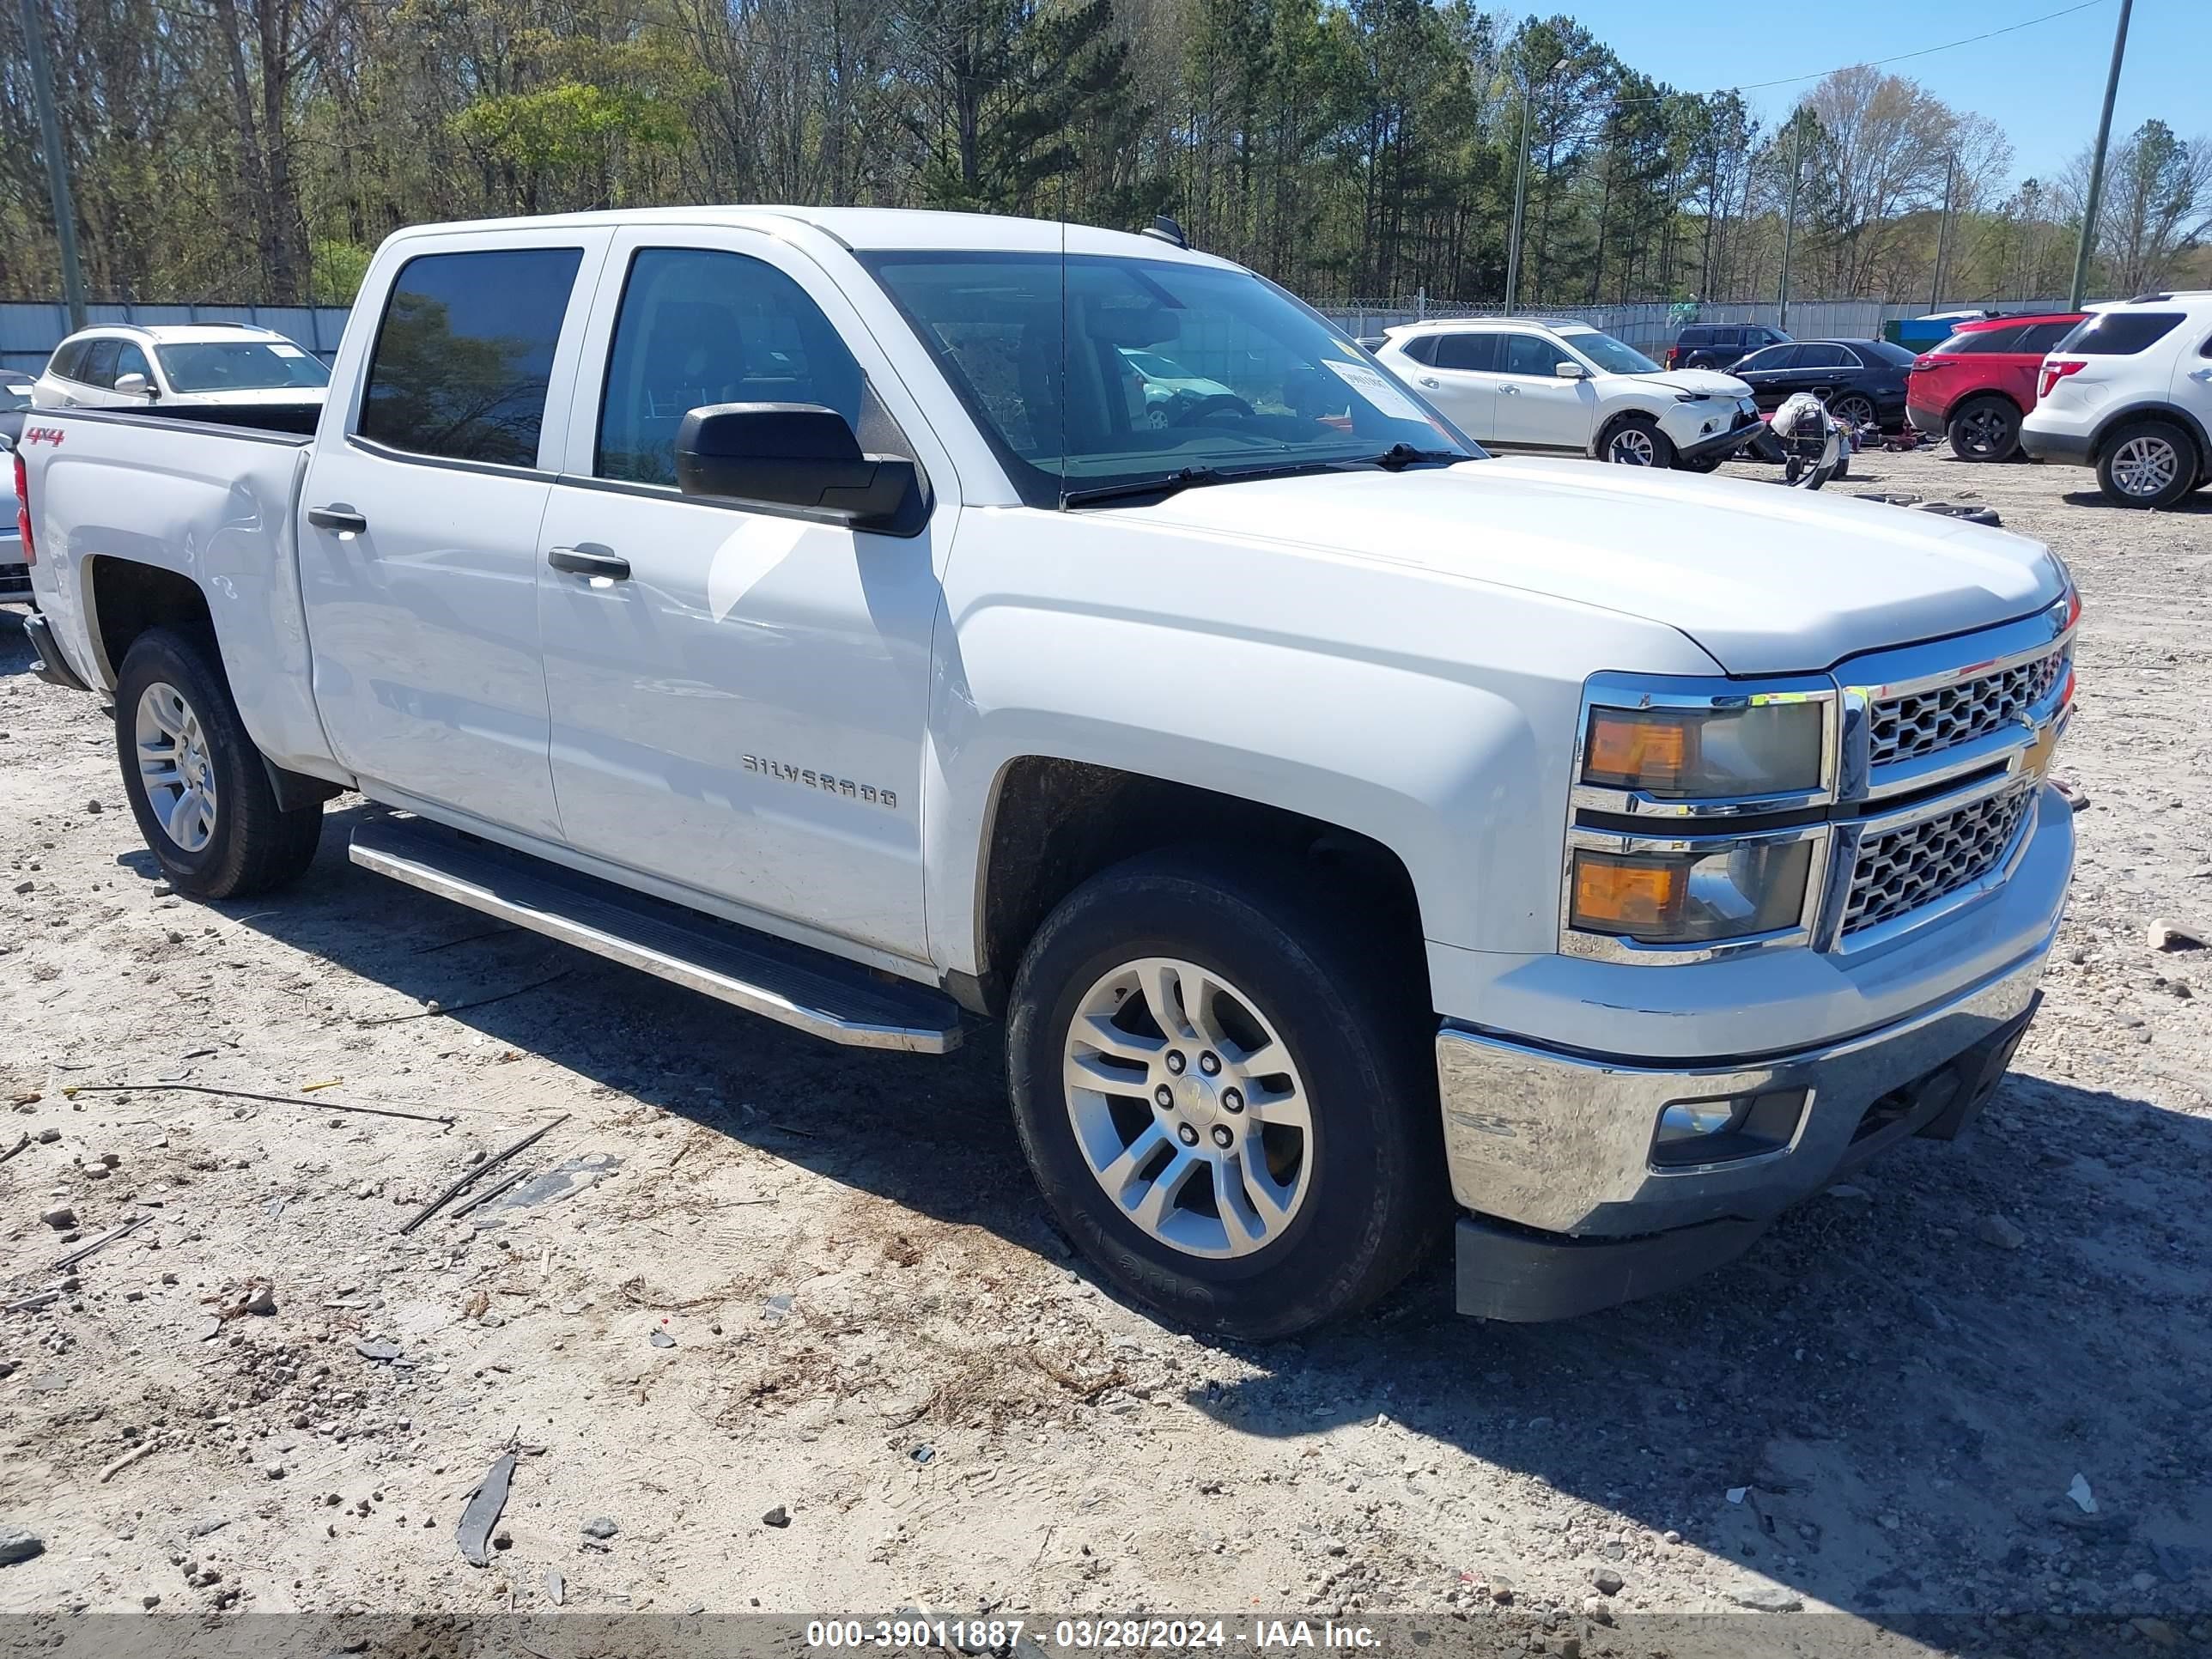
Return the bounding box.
[0,1133,29,1165]
[3,1291,61,1316]
[98,1437,163,1483]
[356,969,572,1028]
[468,1154,622,1228]
[399,1115,570,1236]
[52,1213,152,1271]
[61,1081,453,1126]
[649,1330,676,1348]
[448,1165,534,1222]
[455,1451,519,1567]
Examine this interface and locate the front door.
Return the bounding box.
[1493,332,1595,448]
[299,234,609,840]
[533,230,956,962]
[1735,343,1802,411]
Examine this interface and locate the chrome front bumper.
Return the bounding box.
[1435,931,2051,1242]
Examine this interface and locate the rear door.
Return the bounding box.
[532,226,957,962]
[298,229,612,840]
[1404,331,1497,440]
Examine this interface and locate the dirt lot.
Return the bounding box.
[1,446,2209,1656]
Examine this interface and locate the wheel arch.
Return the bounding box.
[957,757,1428,1020]
[87,556,216,688]
[1946,386,2025,422]
[1590,401,1662,459]
[2088,401,2211,470]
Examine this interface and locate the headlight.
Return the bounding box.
[1569,837,1815,945]
[1581,699,1826,799]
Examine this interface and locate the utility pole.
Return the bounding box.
[17,0,88,330]
[1929,155,1956,312]
[1778,112,1805,331]
[1504,80,1532,316]
[2069,0,2133,309]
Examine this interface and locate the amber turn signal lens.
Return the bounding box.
[1584,710,1691,790]
[1571,854,1685,931]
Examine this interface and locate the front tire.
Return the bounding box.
[1948,396,2021,461]
[1602,414,1674,468]
[2096,418,2196,508]
[1006,851,1447,1340]
[114,628,324,898]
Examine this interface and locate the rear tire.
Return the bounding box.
[1006,849,1448,1340]
[1948,396,2021,462]
[114,628,324,899]
[1602,414,1674,468]
[2096,418,2197,508]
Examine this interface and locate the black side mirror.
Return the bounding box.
[674,403,927,537]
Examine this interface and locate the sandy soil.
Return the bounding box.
[1,446,2208,1657]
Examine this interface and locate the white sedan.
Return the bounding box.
[1373,318,1763,471]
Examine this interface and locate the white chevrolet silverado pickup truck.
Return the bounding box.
[15,208,2078,1337]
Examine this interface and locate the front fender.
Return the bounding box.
[923,506,1721,975]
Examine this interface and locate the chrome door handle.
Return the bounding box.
[307,504,368,534]
[548,544,630,581]
[1419,376,1441,388]
[1500,385,1520,396]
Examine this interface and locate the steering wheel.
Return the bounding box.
[1172,395,1255,428]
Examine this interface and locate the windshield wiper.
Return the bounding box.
[1060,457,1366,510]
[1358,443,1468,471]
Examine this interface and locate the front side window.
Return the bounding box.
[1500,334,1564,377]
[2054,311,2184,355]
[1434,332,1498,372]
[1737,345,1794,372]
[863,251,1470,507]
[79,340,120,386]
[1559,330,1660,375]
[158,340,330,392]
[596,247,869,486]
[358,246,584,465]
[113,343,152,385]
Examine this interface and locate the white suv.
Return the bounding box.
[33,322,331,412]
[2021,291,2212,507]
[1373,317,1762,471]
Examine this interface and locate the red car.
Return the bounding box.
[1905,311,2087,460]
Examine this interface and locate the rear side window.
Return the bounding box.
[2054,311,2184,356]
[1795,343,1851,369]
[2018,321,2078,354]
[1435,332,1498,372]
[596,246,867,487]
[1397,335,1437,366]
[48,342,82,381]
[358,247,585,465]
[1680,327,1711,346]
[1941,325,2026,355]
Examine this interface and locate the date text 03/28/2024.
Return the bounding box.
[805,1620,1381,1650]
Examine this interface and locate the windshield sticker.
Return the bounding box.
[1322,359,1428,423]
[269,343,307,358]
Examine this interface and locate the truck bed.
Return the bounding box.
[21,402,333,776]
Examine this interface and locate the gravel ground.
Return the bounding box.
[0,445,2208,1657]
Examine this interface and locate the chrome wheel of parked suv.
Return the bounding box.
[2097,419,2195,509]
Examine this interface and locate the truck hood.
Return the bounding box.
[1118,455,2066,674]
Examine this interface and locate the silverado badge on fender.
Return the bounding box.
[742,755,896,810]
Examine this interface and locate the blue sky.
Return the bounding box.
[1565,0,2204,187]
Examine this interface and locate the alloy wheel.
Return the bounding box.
[134,681,219,854]
[1607,427,1656,465]
[2112,434,2179,498]
[1831,394,1877,429]
[1060,956,1312,1259]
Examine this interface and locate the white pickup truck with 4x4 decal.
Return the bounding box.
[16,206,2076,1335]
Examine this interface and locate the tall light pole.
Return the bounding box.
[2069,0,2134,309]
[1778,112,1805,331]
[1929,154,1956,312]
[1503,80,1532,316]
[17,0,87,328]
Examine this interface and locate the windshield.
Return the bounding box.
[1561,330,1661,375]
[155,340,331,393]
[862,251,1474,507]
[1,381,32,412]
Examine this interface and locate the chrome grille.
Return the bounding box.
[1869,648,2064,768]
[1844,787,2033,936]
